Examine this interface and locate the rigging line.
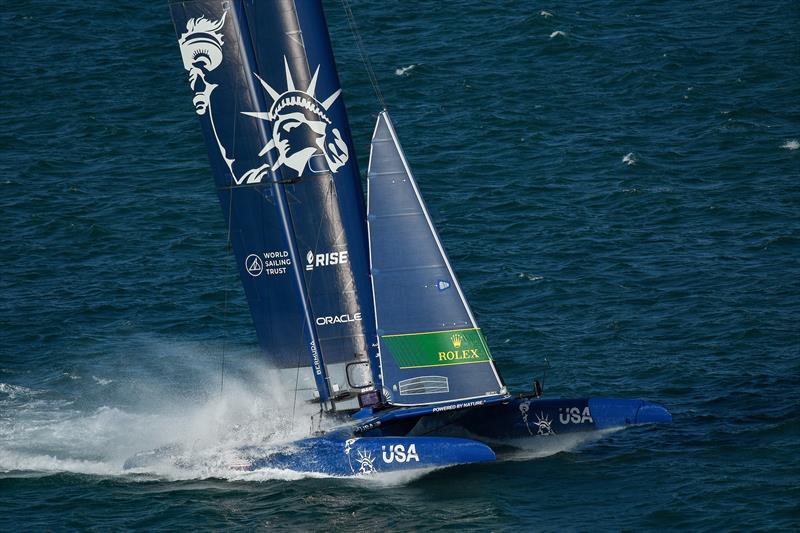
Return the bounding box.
[339,0,386,110]
[220,178,235,395]
[219,96,243,395]
[291,354,301,432]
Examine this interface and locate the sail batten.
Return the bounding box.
[367,112,507,406]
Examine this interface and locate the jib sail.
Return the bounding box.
[367,112,508,406]
[170,0,378,410]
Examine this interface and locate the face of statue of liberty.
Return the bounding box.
[245,59,350,177]
[272,110,329,174]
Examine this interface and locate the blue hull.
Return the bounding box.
[354,396,671,442]
[242,435,495,476]
[451,397,672,441]
[122,397,669,476]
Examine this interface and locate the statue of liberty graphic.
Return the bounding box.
[243,59,349,176]
[177,13,348,185]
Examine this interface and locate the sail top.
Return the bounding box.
[367,112,507,406]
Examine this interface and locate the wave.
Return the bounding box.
[395,64,416,76]
[0,383,40,399]
[496,429,621,462]
[781,139,799,150]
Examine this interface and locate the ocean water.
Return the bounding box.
[2,0,799,530]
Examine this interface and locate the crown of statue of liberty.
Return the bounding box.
[243,57,342,157]
[245,57,341,125]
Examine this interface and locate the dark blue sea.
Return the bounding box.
[2,0,799,530]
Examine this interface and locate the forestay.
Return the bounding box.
[367,112,508,406]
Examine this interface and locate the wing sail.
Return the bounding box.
[170,0,379,410]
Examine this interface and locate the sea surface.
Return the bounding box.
[2,0,799,530]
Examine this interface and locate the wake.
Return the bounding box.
[0,341,438,485]
[0,343,323,482]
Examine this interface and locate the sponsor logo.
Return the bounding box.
[438,333,481,362]
[246,250,291,277]
[430,399,486,414]
[382,444,419,463]
[178,15,349,185]
[305,250,349,271]
[438,349,481,362]
[315,312,361,326]
[559,406,593,424]
[451,333,463,348]
[382,329,492,369]
[245,254,263,277]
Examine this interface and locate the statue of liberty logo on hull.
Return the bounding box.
[177,13,348,185]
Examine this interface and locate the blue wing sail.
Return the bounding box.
[170,0,378,409]
[367,112,508,406]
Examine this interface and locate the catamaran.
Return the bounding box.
[149,0,671,476]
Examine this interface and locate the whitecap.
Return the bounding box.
[540,10,553,18]
[0,451,119,477]
[622,152,638,166]
[395,64,416,76]
[0,383,39,399]
[781,139,799,150]
[518,273,544,282]
[92,376,113,386]
[549,30,567,39]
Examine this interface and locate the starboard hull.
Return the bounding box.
[357,397,671,444]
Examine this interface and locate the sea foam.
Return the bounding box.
[395,64,416,76]
[781,139,799,150]
[622,152,638,166]
[0,344,326,482]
